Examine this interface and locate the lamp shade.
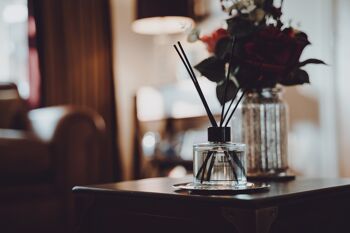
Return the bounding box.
[132,0,195,35]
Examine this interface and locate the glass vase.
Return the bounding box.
[232,88,288,176]
[193,142,246,186]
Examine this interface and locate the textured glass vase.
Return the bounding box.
[232,88,288,176]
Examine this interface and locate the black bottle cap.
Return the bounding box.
[208,127,231,142]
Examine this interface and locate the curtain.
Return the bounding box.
[31,0,121,181]
[28,1,41,108]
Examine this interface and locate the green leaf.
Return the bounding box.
[226,17,255,38]
[216,79,239,105]
[280,69,310,86]
[194,57,226,83]
[295,32,311,45]
[214,37,232,61]
[298,59,326,67]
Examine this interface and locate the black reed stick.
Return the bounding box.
[174,43,218,127]
[206,153,216,181]
[224,90,246,127]
[177,42,198,86]
[195,151,212,180]
[222,87,240,123]
[224,151,238,181]
[229,151,246,177]
[200,151,212,183]
[176,42,217,128]
[220,37,236,127]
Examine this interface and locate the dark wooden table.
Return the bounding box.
[73,176,350,233]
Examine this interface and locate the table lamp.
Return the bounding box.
[132,0,198,35]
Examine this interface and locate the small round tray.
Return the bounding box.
[173,182,270,194]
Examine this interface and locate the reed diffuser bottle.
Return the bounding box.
[174,41,247,188]
[193,127,246,187]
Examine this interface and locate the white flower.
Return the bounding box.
[187,29,200,43]
[221,0,257,14]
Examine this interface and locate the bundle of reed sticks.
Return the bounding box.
[174,39,246,184]
[173,39,245,131]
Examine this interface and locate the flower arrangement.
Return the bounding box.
[190,0,325,104]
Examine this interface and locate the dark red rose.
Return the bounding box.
[200,28,229,53]
[193,3,324,92]
[240,26,310,78]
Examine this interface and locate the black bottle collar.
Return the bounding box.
[208,127,231,142]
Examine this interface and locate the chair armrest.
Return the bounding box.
[28,106,111,188]
[28,106,105,143]
[0,129,50,178]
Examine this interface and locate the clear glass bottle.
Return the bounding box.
[232,88,288,176]
[193,127,247,186]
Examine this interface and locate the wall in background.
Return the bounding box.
[282,0,350,177]
[110,0,185,179]
[282,0,338,177]
[111,0,153,179]
[336,0,350,176]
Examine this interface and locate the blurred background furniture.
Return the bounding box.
[134,114,213,178]
[133,82,221,179]
[0,83,110,233]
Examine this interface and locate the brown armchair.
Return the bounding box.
[0,83,110,233]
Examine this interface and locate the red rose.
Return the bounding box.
[241,26,310,77]
[200,28,229,53]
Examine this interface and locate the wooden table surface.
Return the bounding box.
[73,176,350,233]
